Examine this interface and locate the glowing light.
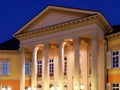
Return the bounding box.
[80,84,84,90]
[2,87,5,90]
[50,86,54,90]
[8,87,11,90]
[74,85,78,90]
[28,87,31,90]
[34,87,37,90]
[57,86,60,90]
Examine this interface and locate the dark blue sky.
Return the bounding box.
[0,0,120,43]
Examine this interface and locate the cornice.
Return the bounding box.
[14,14,112,40]
[108,68,120,75]
[106,32,120,40]
[0,50,19,53]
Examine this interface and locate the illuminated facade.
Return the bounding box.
[0,5,119,90]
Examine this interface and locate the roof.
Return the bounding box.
[0,38,19,50]
[106,24,120,35]
[13,5,112,40]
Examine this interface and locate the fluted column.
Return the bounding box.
[58,40,65,90]
[73,37,80,90]
[20,48,25,90]
[91,35,98,90]
[43,43,49,90]
[31,46,39,90]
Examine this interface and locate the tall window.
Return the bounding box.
[112,51,119,68]
[25,62,31,75]
[112,83,119,90]
[1,62,10,75]
[49,59,54,77]
[37,61,42,77]
[64,57,67,76]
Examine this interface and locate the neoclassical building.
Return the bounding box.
[0,5,120,90]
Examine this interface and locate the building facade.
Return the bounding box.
[0,5,119,90]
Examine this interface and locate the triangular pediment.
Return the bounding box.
[14,5,99,35]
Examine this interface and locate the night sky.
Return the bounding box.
[0,0,120,43]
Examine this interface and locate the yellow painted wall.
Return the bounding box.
[0,51,20,80]
[107,34,120,84]
[0,51,20,90]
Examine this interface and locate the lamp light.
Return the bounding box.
[50,86,54,90]
[80,84,84,90]
[28,87,31,90]
[57,85,60,90]
[2,87,5,90]
[8,87,11,90]
[74,85,78,90]
[34,87,37,90]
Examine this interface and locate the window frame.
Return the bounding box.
[112,51,119,68]
[1,62,10,75]
[64,57,67,76]
[37,60,42,78]
[112,83,119,90]
[49,59,54,77]
[25,62,31,75]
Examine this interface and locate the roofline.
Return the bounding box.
[13,5,100,36]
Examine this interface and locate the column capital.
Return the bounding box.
[73,36,80,45]
[57,39,66,48]
[43,42,49,49]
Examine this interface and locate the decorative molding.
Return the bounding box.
[14,14,112,41]
[0,50,19,53]
[106,32,120,40]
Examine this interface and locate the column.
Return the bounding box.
[80,40,88,90]
[58,40,64,90]
[97,39,106,90]
[20,48,25,90]
[73,37,80,90]
[91,35,98,90]
[31,46,39,90]
[43,43,49,90]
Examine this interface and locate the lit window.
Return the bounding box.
[37,61,42,77]
[64,57,67,76]
[112,83,119,90]
[25,62,31,75]
[2,86,11,90]
[112,51,119,68]
[1,62,10,75]
[49,59,54,77]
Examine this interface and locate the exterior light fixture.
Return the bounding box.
[34,87,37,90]
[50,86,54,90]
[2,87,5,90]
[74,85,78,90]
[8,87,11,90]
[57,85,60,90]
[28,87,31,90]
[80,84,84,90]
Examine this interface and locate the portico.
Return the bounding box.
[14,5,112,90]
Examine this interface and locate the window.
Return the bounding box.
[2,86,11,90]
[37,61,42,77]
[1,62,10,75]
[25,62,31,75]
[112,83,119,90]
[64,57,67,76]
[112,51,119,68]
[49,59,54,77]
